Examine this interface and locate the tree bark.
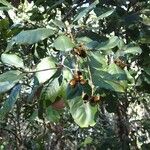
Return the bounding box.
[116,102,130,150]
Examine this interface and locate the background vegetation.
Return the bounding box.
[0,0,150,149]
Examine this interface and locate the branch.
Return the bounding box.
[21,67,61,74]
[0,127,22,144]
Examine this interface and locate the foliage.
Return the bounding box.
[0,0,150,149]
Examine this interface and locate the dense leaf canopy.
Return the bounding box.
[0,0,150,149]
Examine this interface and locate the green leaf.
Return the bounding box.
[141,15,150,26]
[73,0,98,22]
[1,53,24,68]
[67,84,83,100]
[6,28,55,51]
[35,57,57,84]
[53,35,74,51]
[92,71,127,93]
[76,37,93,44]
[46,106,60,122]
[0,7,10,11]
[41,78,61,103]
[96,36,120,51]
[0,0,13,9]
[88,51,107,70]
[125,69,135,85]
[124,46,142,55]
[52,19,66,29]
[0,84,21,120]
[143,73,150,85]
[81,137,93,146]
[96,9,115,20]
[118,39,125,50]
[68,96,98,128]
[85,41,99,49]
[139,28,150,44]
[0,19,9,30]
[0,70,24,94]
[144,68,150,76]
[108,63,127,80]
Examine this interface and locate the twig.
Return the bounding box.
[20,67,61,74]
[0,127,22,144]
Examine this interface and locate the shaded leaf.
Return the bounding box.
[108,63,127,80]
[73,0,98,22]
[46,106,60,122]
[144,68,150,76]
[96,36,120,51]
[1,53,24,68]
[92,71,127,93]
[85,41,99,49]
[124,69,135,85]
[41,78,61,103]
[88,51,107,70]
[96,9,115,20]
[67,84,83,100]
[0,84,21,120]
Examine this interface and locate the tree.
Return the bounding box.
[0,0,150,149]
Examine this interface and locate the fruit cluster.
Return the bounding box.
[82,93,101,104]
[73,43,87,58]
[69,71,87,88]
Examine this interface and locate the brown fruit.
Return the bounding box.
[90,96,100,103]
[114,59,127,69]
[73,46,87,58]
[69,79,77,88]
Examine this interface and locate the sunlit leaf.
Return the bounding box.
[124,46,142,55]
[35,57,57,84]
[0,0,13,9]
[1,53,24,68]
[6,28,55,51]
[68,96,98,128]
[0,70,24,94]
[53,35,74,51]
